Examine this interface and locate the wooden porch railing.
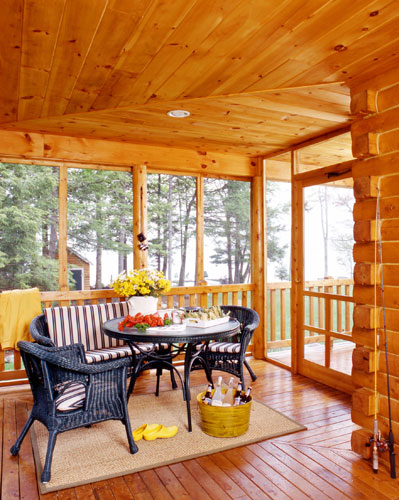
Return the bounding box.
[0,283,254,387]
[0,279,354,386]
[267,278,354,353]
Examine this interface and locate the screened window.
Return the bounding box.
[0,163,59,291]
[204,179,251,284]
[147,174,196,286]
[67,168,133,289]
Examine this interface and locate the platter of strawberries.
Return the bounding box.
[118,312,172,332]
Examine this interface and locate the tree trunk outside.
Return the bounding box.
[118,227,126,273]
[95,239,103,288]
[178,191,195,286]
[320,185,329,277]
[226,217,232,283]
[42,224,49,256]
[49,215,58,258]
[157,175,161,271]
[167,177,173,282]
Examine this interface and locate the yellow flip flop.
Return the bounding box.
[143,424,179,441]
[133,423,160,441]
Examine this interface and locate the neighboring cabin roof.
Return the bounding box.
[67,248,92,266]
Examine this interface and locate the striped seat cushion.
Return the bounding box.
[197,342,241,354]
[44,302,129,351]
[55,381,86,412]
[84,343,155,364]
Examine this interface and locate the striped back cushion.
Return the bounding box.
[44,302,128,350]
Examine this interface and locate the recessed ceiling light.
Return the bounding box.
[167,109,190,118]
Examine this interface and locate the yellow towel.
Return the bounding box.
[0,288,42,349]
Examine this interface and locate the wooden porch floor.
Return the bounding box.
[1,359,398,500]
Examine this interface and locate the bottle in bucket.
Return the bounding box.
[240,386,252,405]
[233,381,243,406]
[202,383,213,405]
[211,376,224,406]
[223,377,235,406]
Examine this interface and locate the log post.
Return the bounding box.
[58,165,68,291]
[350,70,399,475]
[133,165,148,269]
[251,157,267,359]
[290,150,304,374]
[196,176,205,285]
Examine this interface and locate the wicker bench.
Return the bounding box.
[29,302,155,364]
[30,302,178,392]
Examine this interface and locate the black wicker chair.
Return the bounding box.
[193,305,259,390]
[10,341,138,483]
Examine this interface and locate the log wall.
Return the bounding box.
[350,67,399,473]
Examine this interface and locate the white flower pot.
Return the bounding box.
[127,295,159,316]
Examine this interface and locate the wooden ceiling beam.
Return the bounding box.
[294,158,355,187]
[0,128,254,179]
[262,125,352,159]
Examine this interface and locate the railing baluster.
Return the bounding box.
[280,289,286,341]
[13,350,21,370]
[318,286,324,329]
[0,351,4,371]
[309,286,314,331]
[325,294,332,368]
[270,289,276,342]
[337,285,342,332]
[345,284,351,331]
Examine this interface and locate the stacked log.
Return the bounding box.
[350,67,399,473]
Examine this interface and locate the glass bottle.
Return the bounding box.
[240,386,252,405]
[233,381,242,406]
[223,377,235,406]
[202,383,213,405]
[211,376,224,406]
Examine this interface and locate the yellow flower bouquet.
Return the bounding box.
[111,269,171,298]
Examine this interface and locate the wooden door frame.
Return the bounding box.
[291,160,355,393]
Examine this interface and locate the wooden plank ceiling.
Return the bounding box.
[0,0,398,160]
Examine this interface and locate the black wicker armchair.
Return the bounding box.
[10,341,138,483]
[193,305,259,390]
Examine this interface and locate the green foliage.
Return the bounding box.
[205,179,251,283]
[266,181,290,280]
[1,163,290,292]
[147,174,196,285]
[67,169,133,287]
[0,163,60,291]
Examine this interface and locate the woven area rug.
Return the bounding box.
[31,387,306,493]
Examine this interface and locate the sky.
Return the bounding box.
[267,181,354,282]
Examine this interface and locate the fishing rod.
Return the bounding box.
[369,182,396,478]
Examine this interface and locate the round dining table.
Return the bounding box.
[102,317,240,431]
